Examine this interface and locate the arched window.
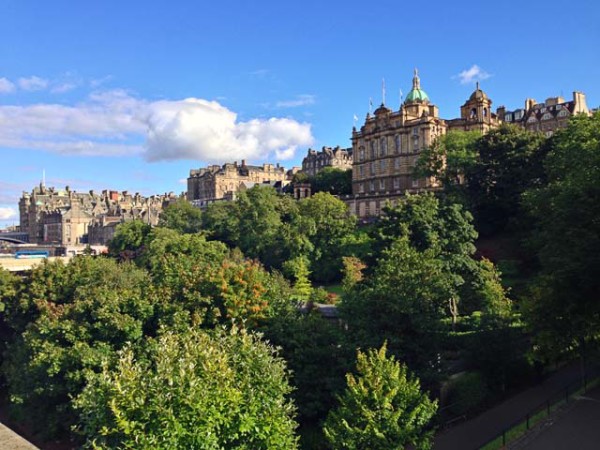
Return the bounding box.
[470,108,477,118]
[483,108,488,117]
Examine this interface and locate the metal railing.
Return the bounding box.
[478,367,600,449]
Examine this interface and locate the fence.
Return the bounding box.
[478,367,600,449]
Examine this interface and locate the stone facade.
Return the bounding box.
[446,82,501,133]
[348,70,445,217]
[187,160,299,207]
[19,184,177,246]
[497,91,590,137]
[344,69,592,218]
[301,146,353,177]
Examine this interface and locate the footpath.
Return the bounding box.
[434,363,584,450]
[0,422,38,449]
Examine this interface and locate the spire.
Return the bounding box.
[412,68,420,90]
[476,81,480,91]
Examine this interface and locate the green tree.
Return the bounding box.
[310,167,352,196]
[323,344,437,450]
[158,198,203,234]
[202,201,240,246]
[523,113,600,365]
[108,220,152,261]
[283,256,313,302]
[297,192,356,282]
[0,268,19,314]
[415,130,480,204]
[340,237,454,375]
[3,257,154,437]
[75,326,299,449]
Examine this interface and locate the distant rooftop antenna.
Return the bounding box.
[42,169,46,188]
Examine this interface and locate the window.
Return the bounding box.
[370,162,376,175]
[393,177,400,189]
[412,178,419,188]
[380,137,387,156]
[395,135,401,153]
[359,147,365,161]
[527,116,538,123]
[370,140,376,158]
[380,160,386,171]
[483,108,488,117]
[412,127,419,136]
[470,108,477,118]
[359,183,364,193]
[542,113,553,121]
[359,165,364,177]
[558,110,569,118]
[505,114,512,122]
[369,181,375,192]
[394,157,400,169]
[379,179,385,190]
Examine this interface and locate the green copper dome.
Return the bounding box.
[405,88,429,102]
[404,68,430,104]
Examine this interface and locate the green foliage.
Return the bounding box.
[3,257,154,437]
[265,313,353,424]
[0,268,19,314]
[75,326,299,449]
[446,372,489,416]
[158,198,203,234]
[340,237,453,375]
[297,192,356,282]
[283,256,313,302]
[310,167,352,196]
[108,220,152,261]
[201,201,239,246]
[415,130,480,204]
[323,344,438,450]
[523,113,600,363]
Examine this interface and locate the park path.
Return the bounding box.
[0,422,38,449]
[434,363,584,450]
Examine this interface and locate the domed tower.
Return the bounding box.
[404,68,430,104]
[458,82,498,132]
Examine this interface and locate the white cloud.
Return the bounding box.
[0,207,16,220]
[275,94,316,108]
[0,78,15,94]
[455,65,491,85]
[18,76,49,91]
[51,82,78,94]
[0,91,314,163]
[143,98,313,162]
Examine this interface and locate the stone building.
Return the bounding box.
[186,160,299,207]
[19,184,176,246]
[497,91,590,137]
[446,82,501,133]
[347,69,446,217]
[301,146,353,177]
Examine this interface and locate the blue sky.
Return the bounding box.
[1,0,598,227]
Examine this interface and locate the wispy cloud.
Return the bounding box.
[0,78,16,94]
[455,65,492,85]
[18,76,49,91]
[51,82,78,94]
[0,207,17,220]
[275,94,316,108]
[0,90,314,163]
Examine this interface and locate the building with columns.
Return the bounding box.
[347,69,446,217]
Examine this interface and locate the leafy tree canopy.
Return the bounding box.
[75,326,299,449]
[323,344,438,450]
[158,198,203,234]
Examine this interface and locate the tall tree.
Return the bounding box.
[310,167,352,196]
[323,344,437,450]
[523,113,600,364]
[75,327,299,449]
[158,198,203,234]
